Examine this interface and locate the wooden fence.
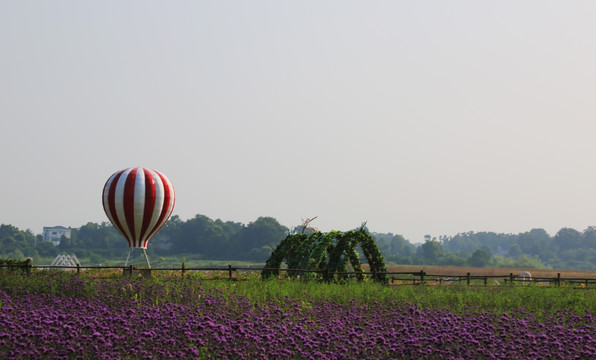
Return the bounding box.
[1,263,595,287]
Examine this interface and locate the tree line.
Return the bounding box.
[0,215,288,264]
[434,228,596,270]
[1,216,596,270]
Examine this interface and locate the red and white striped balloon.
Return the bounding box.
[102,167,175,249]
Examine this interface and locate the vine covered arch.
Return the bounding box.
[262,226,388,283]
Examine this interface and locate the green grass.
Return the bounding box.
[208,278,595,315]
[1,269,594,319]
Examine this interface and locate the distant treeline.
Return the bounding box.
[376,228,596,270]
[1,216,595,270]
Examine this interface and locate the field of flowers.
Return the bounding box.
[0,270,595,359]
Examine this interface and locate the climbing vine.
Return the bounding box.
[262,227,387,283]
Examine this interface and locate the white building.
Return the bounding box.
[42,226,72,246]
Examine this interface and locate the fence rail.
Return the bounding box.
[1,263,594,287]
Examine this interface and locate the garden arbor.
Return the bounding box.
[262,226,388,282]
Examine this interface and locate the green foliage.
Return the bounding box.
[0,257,32,275]
[508,243,523,259]
[0,258,31,266]
[248,246,274,262]
[262,233,306,278]
[438,253,467,266]
[161,215,287,260]
[468,249,492,267]
[554,228,582,251]
[439,227,596,270]
[373,233,415,258]
[492,255,547,269]
[262,227,388,283]
[419,239,444,263]
[238,217,288,255]
[0,225,36,258]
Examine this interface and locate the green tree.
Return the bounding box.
[36,241,58,257]
[389,234,415,257]
[468,249,491,267]
[439,253,467,266]
[511,255,546,269]
[7,248,25,260]
[0,224,20,239]
[508,243,522,259]
[446,231,510,255]
[0,225,36,257]
[580,226,596,249]
[517,228,551,259]
[236,217,288,256]
[248,245,274,262]
[178,214,229,257]
[553,228,581,252]
[419,240,444,264]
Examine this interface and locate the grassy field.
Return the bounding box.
[2,268,594,316]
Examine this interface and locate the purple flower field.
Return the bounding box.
[0,275,595,359]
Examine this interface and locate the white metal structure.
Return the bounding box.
[50,254,81,268]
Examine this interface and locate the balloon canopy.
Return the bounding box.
[102,167,175,249]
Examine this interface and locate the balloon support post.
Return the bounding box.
[143,249,151,269]
[124,248,152,269]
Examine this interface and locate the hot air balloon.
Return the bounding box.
[102,167,175,268]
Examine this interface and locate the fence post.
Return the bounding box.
[130,265,134,277]
[484,276,487,286]
[467,272,471,286]
[510,273,514,285]
[228,264,233,280]
[181,261,185,278]
[77,263,80,274]
[557,273,560,287]
[420,271,425,284]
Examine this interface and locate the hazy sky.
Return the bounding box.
[2,1,596,243]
